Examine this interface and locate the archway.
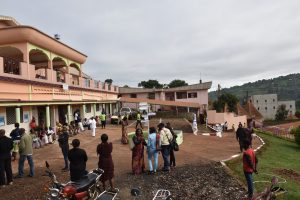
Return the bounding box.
[29,49,49,79]
[53,57,67,83]
[0,46,23,75]
[69,63,80,85]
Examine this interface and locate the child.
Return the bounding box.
[30,129,40,149]
[97,134,115,191]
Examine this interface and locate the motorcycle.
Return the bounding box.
[44,161,103,200]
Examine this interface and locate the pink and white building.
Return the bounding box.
[0,16,119,134]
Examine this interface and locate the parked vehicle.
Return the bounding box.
[120,107,135,119]
[44,161,103,200]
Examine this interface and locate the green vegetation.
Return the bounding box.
[168,79,188,88]
[209,73,300,109]
[226,131,300,200]
[295,110,300,118]
[290,126,300,146]
[212,93,239,112]
[275,104,288,121]
[263,119,300,126]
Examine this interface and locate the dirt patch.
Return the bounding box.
[116,162,246,200]
[274,168,300,183]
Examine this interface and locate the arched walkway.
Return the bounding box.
[0,46,23,75]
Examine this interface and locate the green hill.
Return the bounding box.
[209,73,300,109]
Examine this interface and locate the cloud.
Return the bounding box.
[2,0,300,89]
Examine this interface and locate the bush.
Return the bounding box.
[290,125,300,146]
[295,110,300,118]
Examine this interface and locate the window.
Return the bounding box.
[102,83,105,90]
[130,94,137,98]
[265,107,267,110]
[96,104,100,111]
[273,106,276,109]
[265,100,267,103]
[176,92,187,99]
[273,99,275,102]
[257,107,260,110]
[148,93,155,99]
[188,92,197,98]
[85,104,91,113]
[290,105,292,108]
[256,100,258,103]
[108,84,111,91]
[84,79,90,87]
[114,86,117,91]
[5,107,23,125]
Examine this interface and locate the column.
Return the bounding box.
[46,106,50,128]
[187,107,190,113]
[82,104,86,118]
[15,107,21,123]
[67,105,72,123]
[93,104,96,116]
[109,103,112,115]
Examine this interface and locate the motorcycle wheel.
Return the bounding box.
[88,184,100,200]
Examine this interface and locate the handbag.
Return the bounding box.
[166,132,179,151]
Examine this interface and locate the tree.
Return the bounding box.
[138,80,163,89]
[290,126,300,146]
[295,110,300,118]
[168,79,188,88]
[123,85,129,88]
[104,79,113,84]
[212,93,239,112]
[275,104,288,121]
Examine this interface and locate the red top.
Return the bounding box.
[243,148,256,173]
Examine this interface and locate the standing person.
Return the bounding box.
[236,123,246,152]
[15,128,34,178]
[29,117,37,130]
[100,112,106,129]
[245,126,254,148]
[132,128,146,175]
[121,116,128,144]
[192,113,198,135]
[166,122,177,168]
[68,139,88,181]
[157,123,173,172]
[135,111,143,129]
[147,127,159,174]
[97,134,115,191]
[243,140,258,200]
[0,129,13,186]
[58,126,69,171]
[90,117,97,137]
[10,123,21,161]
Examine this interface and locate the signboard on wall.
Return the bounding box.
[0,116,5,126]
[62,84,69,90]
[23,113,29,123]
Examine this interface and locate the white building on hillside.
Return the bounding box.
[249,94,295,120]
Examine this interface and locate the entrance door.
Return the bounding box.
[58,105,68,125]
[37,106,46,129]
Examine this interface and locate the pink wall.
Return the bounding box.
[207,110,247,130]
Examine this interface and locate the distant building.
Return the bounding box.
[119,82,212,113]
[249,94,295,120]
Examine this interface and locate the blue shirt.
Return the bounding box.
[147,132,157,151]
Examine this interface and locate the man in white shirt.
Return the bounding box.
[157,123,173,171]
[90,117,96,137]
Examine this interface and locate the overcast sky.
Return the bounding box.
[2,0,300,90]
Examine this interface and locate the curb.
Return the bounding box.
[220,134,265,166]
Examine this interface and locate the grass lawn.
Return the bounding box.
[226,131,300,200]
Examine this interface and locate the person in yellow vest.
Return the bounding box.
[135,111,143,129]
[100,112,106,129]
